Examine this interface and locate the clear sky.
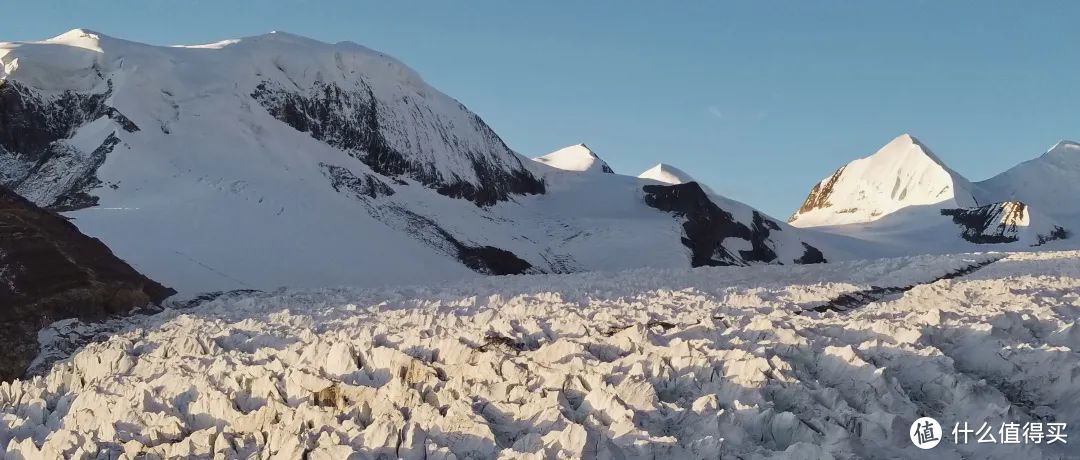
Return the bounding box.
[7,1,1080,217]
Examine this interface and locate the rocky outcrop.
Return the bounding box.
[0,185,174,381]
[941,201,1069,246]
[371,204,535,275]
[252,81,544,206]
[791,166,845,219]
[320,163,395,199]
[0,79,138,211]
[643,182,826,267]
[795,242,827,264]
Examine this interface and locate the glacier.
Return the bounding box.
[2,251,1079,458]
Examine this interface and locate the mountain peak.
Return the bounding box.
[533,144,613,173]
[895,132,917,143]
[789,135,977,227]
[45,29,112,48]
[873,133,946,166]
[52,28,105,40]
[637,163,721,195]
[976,139,1080,219]
[639,163,693,184]
[247,30,324,44]
[1046,140,1080,156]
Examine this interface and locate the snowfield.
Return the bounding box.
[3,251,1080,459]
[0,30,829,296]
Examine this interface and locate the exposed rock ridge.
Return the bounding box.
[643,182,825,267]
[941,201,1069,246]
[791,165,845,219]
[0,79,137,210]
[252,81,544,206]
[0,184,174,381]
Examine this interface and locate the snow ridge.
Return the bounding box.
[790,134,979,227]
[638,163,699,187]
[978,139,1080,222]
[1,28,543,207]
[532,144,614,174]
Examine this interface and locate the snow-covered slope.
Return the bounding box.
[637,162,826,266]
[4,250,1078,458]
[978,140,1080,224]
[532,144,613,173]
[787,134,1076,255]
[790,134,979,227]
[0,30,828,297]
[638,163,701,188]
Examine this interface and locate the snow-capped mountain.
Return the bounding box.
[638,163,706,190]
[0,30,827,296]
[789,134,978,227]
[789,134,1072,253]
[979,140,1080,222]
[532,143,613,173]
[0,30,544,209]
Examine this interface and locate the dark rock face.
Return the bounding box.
[1036,227,1070,246]
[600,163,614,174]
[941,202,1024,244]
[252,81,544,207]
[0,185,174,381]
[375,204,534,275]
[47,133,120,212]
[941,201,1069,246]
[0,79,137,210]
[790,166,845,221]
[320,163,395,199]
[643,182,826,267]
[796,242,827,264]
[457,245,533,276]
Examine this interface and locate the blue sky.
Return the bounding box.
[8,1,1079,217]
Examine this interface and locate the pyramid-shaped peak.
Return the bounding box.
[639,163,694,184]
[894,133,922,145]
[52,29,106,40]
[46,29,111,45]
[533,144,613,173]
[639,163,719,195]
[1046,140,1080,155]
[789,134,977,227]
[565,143,598,157]
[40,29,154,52]
[872,133,946,165]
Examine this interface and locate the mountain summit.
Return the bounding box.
[532,143,614,173]
[638,163,696,185]
[789,134,978,227]
[789,134,1071,253]
[978,140,1080,220]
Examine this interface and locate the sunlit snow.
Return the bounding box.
[3,251,1078,458]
